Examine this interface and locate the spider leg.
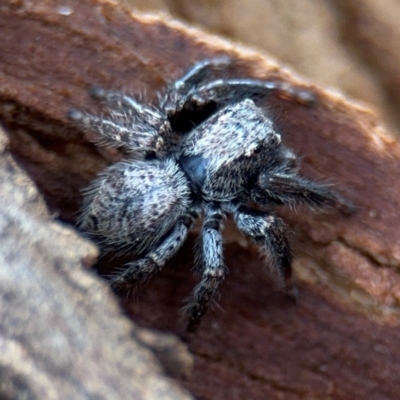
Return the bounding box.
[233,205,296,299]
[170,57,232,92]
[161,58,233,132]
[109,207,200,290]
[161,57,232,108]
[252,169,353,214]
[68,103,171,155]
[89,87,161,118]
[184,203,227,332]
[175,78,316,114]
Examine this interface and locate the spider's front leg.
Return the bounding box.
[162,57,233,134]
[175,76,317,115]
[185,203,227,332]
[232,206,296,299]
[161,57,232,109]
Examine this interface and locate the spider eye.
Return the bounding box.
[253,144,263,154]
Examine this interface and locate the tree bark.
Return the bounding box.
[1,1,400,399]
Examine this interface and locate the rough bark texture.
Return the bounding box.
[0,126,193,399]
[1,0,400,399]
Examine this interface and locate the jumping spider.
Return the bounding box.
[72,58,349,332]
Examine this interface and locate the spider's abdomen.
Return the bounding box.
[78,158,191,255]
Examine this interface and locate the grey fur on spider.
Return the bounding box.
[72,57,350,332]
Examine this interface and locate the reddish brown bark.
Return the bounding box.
[1,0,400,399]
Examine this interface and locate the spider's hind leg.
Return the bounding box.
[110,209,199,291]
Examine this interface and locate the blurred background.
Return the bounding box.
[124,0,400,137]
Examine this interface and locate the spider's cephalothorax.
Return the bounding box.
[73,58,349,332]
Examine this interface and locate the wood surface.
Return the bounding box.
[1,1,400,398]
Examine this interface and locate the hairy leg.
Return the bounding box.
[90,87,162,118]
[174,77,316,114]
[68,92,171,155]
[110,207,200,290]
[184,203,227,332]
[161,58,234,133]
[252,168,353,213]
[233,205,296,298]
[161,57,232,109]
